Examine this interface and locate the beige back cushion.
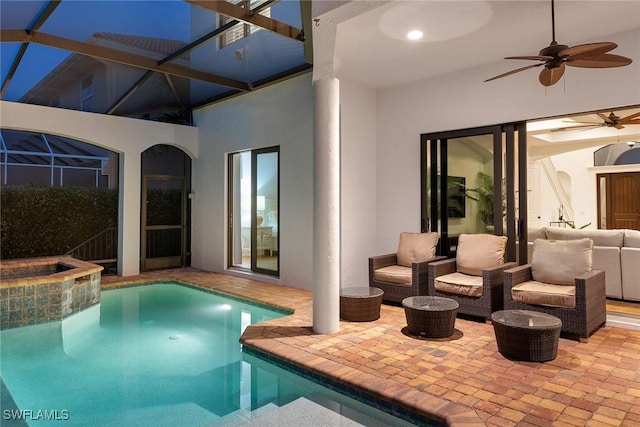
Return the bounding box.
[456,234,507,276]
[545,227,624,247]
[624,229,640,248]
[531,238,593,285]
[396,232,439,267]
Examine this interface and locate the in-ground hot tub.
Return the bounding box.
[0,256,103,329]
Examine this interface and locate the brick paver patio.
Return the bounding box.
[102,268,640,426]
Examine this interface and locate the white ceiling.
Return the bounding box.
[331,0,640,156]
[334,0,640,89]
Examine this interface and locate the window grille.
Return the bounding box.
[220,0,271,49]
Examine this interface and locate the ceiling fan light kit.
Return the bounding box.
[485,0,633,87]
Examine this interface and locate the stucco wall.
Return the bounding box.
[191,73,314,289]
[0,100,198,276]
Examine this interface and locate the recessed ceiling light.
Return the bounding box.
[407,30,423,41]
[380,1,492,42]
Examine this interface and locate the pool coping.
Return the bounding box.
[0,256,103,287]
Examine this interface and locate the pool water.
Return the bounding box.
[1,283,419,426]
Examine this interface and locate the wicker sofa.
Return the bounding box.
[527,226,640,302]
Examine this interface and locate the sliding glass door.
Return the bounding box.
[228,147,279,276]
[421,124,528,263]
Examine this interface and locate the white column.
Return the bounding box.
[117,151,141,276]
[313,78,340,334]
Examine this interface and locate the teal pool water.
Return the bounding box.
[0,283,423,426]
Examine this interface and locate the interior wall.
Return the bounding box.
[0,100,198,276]
[537,147,602,229]
[368,28,639,253]
[191,73,314,290]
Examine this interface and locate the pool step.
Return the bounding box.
[241,397,365,426]
[213,403,279,426]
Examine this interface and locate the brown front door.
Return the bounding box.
[598,172,640,230]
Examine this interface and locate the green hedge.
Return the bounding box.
[1,186,118,259]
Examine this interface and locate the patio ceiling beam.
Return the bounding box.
[110,18,240,115]
[185,0,303,42]
[106,71,154,115]
[0,30,251,92]
[164,74,184,106]
[158,19,239,65]
[0,1,61,99]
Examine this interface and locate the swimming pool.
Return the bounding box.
[0,283,419,426]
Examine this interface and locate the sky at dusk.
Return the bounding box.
[1,0,191,100]
[0,0,304,103]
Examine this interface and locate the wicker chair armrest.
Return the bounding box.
[503,264,532,305]
[413,255,447,270]
[575,269,605,301]
[504,264,532,288]
[483,262,518,287]
[413,255,447,279]
[369,253,398,271]
[428,258,456,278]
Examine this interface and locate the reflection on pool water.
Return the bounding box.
[0,283,420,426]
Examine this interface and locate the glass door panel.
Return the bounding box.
[228,147,279,276]
[229,151,251,269]
[254,150,278,274]
[422,124,526,262]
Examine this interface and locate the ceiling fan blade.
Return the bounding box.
[563,120,602,126]
[614,124,625,130]
[551,123,602,132]
[484,63,543,82]
[539,64,565,86]
[504,55,553,61]
[559,42,617,58]
[597,112,614,124]
[620,119,640,126]
[566,54,633,68]
[620,111,640,122]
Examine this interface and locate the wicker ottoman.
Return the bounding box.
[340,287,384,321]
[491,310,562,362]
[402,296,458,338]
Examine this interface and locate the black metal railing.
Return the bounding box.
[66,227,118,265]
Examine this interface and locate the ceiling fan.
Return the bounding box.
[554,111,640,132]
[485,0,633,87]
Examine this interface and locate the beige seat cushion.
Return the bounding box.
[511,280,576,308]
[374,265,412,284]
[434,272,483,297]
[396,232,439,267]
[531,238,593,285]
[456,233,507,276]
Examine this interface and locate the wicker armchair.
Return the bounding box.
[503,238,606,341]
[428,233,515,322]
[369,232,444,303]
